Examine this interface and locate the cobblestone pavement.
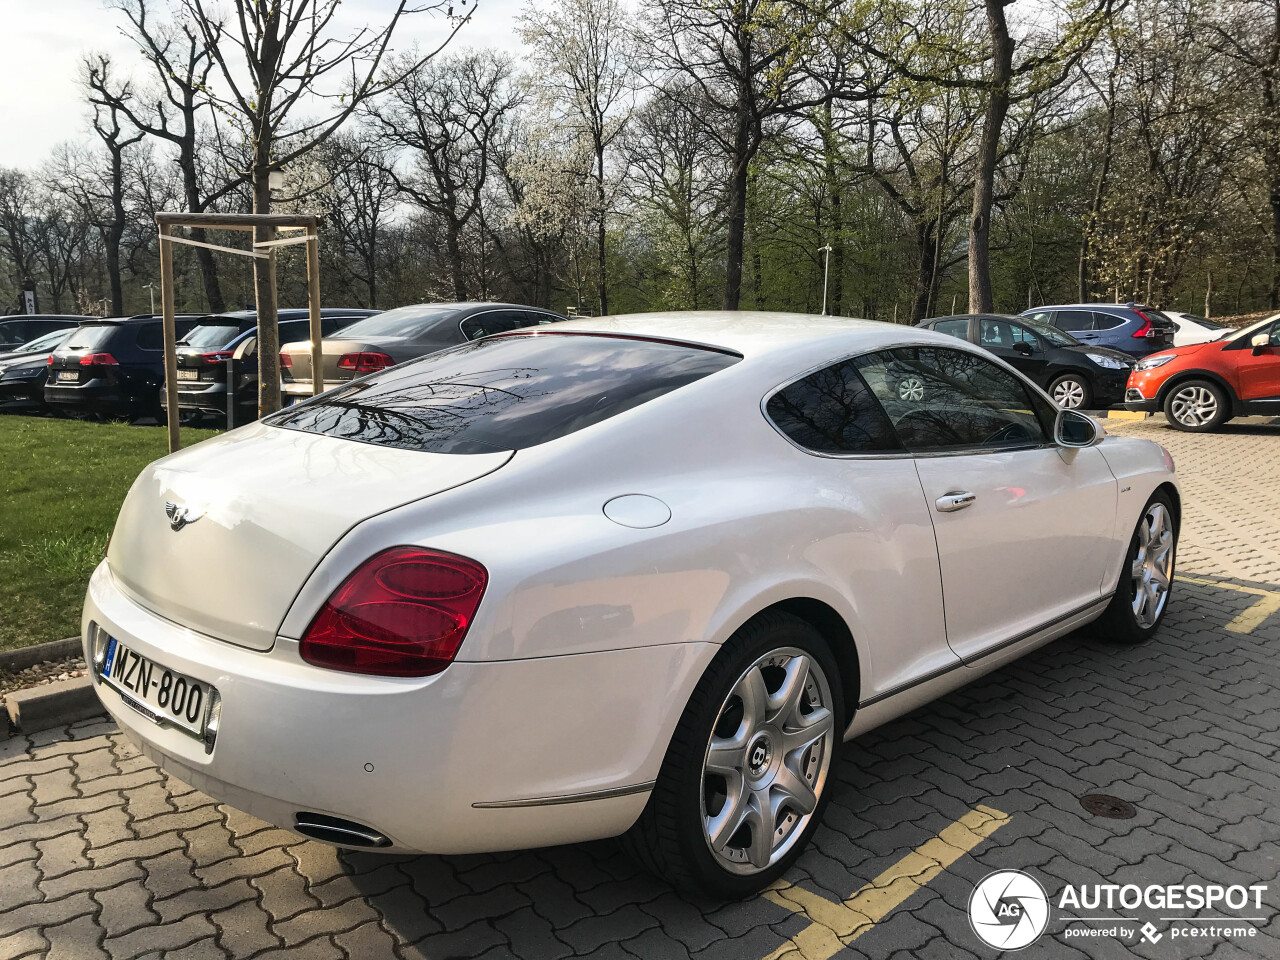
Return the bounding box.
[3,419,1279,960]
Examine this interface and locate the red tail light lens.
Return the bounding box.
[201,350,233,364]
[337,352,394,373]
[279,352,292,368]
[299,547,488,677]
[1132,312,1153,338]
[80,353,118,366]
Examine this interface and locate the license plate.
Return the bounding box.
[101,637,214,737]
[56,370,78,382]
[176,369,199,381]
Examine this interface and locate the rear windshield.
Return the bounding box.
[265,333,741,454]
[179,323,241,348]
[59,325,120,352]
[335,306,456,340]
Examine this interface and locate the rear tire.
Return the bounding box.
[1163,379,1229,432]
[1095,491,1177,645]
[620,611,844,898]
[1049,373,1091,410]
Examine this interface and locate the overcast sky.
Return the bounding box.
[0,0,527,170]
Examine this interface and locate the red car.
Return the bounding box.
[1125,314,1280,430]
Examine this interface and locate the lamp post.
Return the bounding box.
[143,283,156,315]
[818,244,834,315]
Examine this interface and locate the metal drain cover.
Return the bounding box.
[1080,794,1136,819]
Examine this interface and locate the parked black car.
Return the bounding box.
[44,315,202,421]
[0,315,89,349]
[917,313,1135,409]
[163,308,378,425]
[1021,302,1176,358]
[279,303,566,403]
[0,327,80,412]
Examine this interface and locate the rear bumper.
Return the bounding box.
[163,381,230,416]
[44,380,136,416]
[83,560,706,855]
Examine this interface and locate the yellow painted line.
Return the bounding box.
[761,804,1009,960]
[1105,410,1149,420]
[1176,576,1280,634]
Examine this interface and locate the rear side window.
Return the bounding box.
[933,318,969,338]
[136,325,163,350]
[766,360,903,454]
[1092,311,1126,331]
[266,333,740,454]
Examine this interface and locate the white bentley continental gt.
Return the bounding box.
[84,312,1179,897]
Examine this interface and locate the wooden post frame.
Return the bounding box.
[154,212,325,453]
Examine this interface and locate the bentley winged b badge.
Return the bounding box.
[165,500,204,531]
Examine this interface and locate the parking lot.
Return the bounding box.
[1,414,1278,960]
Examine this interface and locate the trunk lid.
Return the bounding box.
[107,422,512,650]
[283,337,400,385]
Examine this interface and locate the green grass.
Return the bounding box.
[0,416,220,651]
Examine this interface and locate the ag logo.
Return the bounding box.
[968,870,1050,951]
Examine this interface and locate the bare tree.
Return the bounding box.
[0,170,41,312]
[180,0,470,414]
[317,134,400,308]
[520,0,634,315]
[366,50,522,301]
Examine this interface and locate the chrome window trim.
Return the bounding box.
[760,340,1058,462]
[456,306,529,341]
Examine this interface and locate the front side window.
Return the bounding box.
[266,333,740,454]
[855,347,1051,452]
[766,360,904,455]
[460,311,525,340]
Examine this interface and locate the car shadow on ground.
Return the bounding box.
[335,573,1280,959]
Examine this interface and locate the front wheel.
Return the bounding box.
[1096,492,1177,644]
[1049,373,1091,410]
[620,611,843,898]
[1163,379,1229,431]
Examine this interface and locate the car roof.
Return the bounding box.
[1029,303,1143,312]
[521,311,944,361]
[199,308,379,321]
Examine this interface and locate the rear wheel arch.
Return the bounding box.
[756,597,861,726]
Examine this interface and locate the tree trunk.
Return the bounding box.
[252,165,281,418]
[968,0,1014,314]
[722,84,753,311]
[912,223,937,321]
[595,146,609,316]
[1270,182,1280,309]
[446,220,467,300]
[180,141,225,313]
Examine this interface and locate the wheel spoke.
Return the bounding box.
[744,792,773,868]
[736,666,769,732]
[706,772,749,852]
[781,704,834,759]
[771,761,818,816]
[706,735,747,777]
[768,655,811,724]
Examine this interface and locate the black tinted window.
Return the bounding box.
[266,333,740,454]
[933,318,969,338]
[1092,311,1125,331]
[1054,310,1095,332]
[460,311,523,340]
[60,325,119,351]
[855,347,1051,452]
[766,361,903,454]
[136,325,163,350]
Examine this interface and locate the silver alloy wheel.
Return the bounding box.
[1169,384,1218,426]
[1131,502,1175,629]
[898,377,925,401]
[1052,377,1087,408]
[701,648,836,874]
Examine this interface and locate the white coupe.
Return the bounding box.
[84,312,1179,897]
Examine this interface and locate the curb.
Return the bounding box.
[0,637,83,674]
[5,676,105,738]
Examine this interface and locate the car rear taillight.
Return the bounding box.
[80,353,118,365]
[299,547,488,677]
[337,352,394,373]
[201,350,233,364]
[279,352,292,368]
[46,356,52,366]
[1132,312,1154,338]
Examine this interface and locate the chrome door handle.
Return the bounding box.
[935,491,976,513]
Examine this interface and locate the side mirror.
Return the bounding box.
[1055,409,1102,448]
[1013,342,1033,356]
[1252,332,1269,355]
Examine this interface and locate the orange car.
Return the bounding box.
[1125,314,1280,430]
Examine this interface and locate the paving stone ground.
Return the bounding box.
[2,415,1279,959]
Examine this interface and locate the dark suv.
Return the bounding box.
[165,308,378,424]
[45,315,201,420]
[1021,303,1176,358]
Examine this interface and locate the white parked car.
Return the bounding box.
[1164,311,1234,347]
[84,312,1179,897]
